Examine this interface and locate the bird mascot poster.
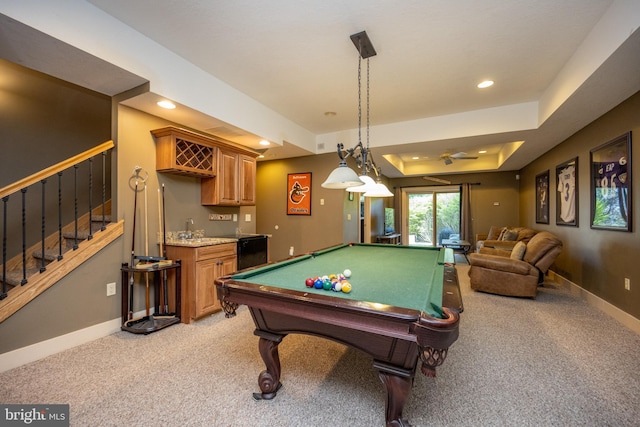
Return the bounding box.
[287,173,311,215]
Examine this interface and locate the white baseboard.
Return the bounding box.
[0,310,147,373]
[3,276,638,373]
[548,271,640,335]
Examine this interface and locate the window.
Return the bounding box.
[402,186,461,246]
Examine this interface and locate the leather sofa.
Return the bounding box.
[468,231,563,298]
[475,226,538,252]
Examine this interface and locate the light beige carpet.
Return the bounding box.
[1,264,639,426]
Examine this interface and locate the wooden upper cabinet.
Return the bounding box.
[151,126,258,206]
[239,154,256,205]
[201,149,257,206]
[152,127,218,177]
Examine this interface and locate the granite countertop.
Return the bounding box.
[164,237,238,247]
[163,233,270,248]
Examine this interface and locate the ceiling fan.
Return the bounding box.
[440,151,478,165]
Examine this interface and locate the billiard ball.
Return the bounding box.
[343,269,352,278]
[333,282,342,292]
[314,279,323,289]
[323,280,332,291]
[305,278,314,288]
[341,281,352,293]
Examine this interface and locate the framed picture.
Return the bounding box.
[556,158,578,227]
[590,132,632,231]
[287,172,312,215]
[535,170,550,224]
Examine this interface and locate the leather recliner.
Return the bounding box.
[468,231,563,298]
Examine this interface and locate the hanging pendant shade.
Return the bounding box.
[346,175,376,193]
[364,181,393,197]
[321,160,365,189]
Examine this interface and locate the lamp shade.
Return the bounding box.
[346,175,376,193]
[364,181,393,197]
[321,161,365,189]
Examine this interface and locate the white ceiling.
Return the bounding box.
[3,1,640,177]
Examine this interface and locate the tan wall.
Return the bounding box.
[520,91,640,319]
[0,62,118,355]
[116,106,256,265]
[256,154,361,261]
[389,171,521,244]
[2,66,639,357]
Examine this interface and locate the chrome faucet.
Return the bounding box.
[179,218,194,239]
[185,218,193,239]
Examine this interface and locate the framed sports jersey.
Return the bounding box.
[556,158,578,227]
[535,170,550,224]
[590,132,632,231]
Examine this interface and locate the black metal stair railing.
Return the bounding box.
[0,140,114,300]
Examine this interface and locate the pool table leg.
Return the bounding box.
[375,362,413,427]
[253,330,284,401]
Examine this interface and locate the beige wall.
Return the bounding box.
[116,106,256,263]
[520,91,640,319]
[0,62,118,355]
[389,171,521,244]
[256,153,361,261]
[2,67,639,357]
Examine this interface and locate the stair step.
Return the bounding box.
[32,248,64,262]
[2,220,112,292]
[1,267,41,287]
[63,230,92,241]
[91,214,112,223]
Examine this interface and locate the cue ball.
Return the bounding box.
[343,269,352,278]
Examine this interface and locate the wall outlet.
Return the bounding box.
[624,278,631,291]
[106,282,116,296]
[209,213,232,221]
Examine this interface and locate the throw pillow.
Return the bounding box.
[487,226,505,240]
[510,241,527,260]
[502,229,519,241]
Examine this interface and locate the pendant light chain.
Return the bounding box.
[358,54,362,149]
[366,57,370,151]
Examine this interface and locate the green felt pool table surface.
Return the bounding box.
[231,243,455,318]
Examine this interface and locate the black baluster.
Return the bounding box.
[1,196,8,299]
[87,157,93,241]
[21,188,27,285]
[40,179,47,273]
[57,172,63,261]
[73,164,79,250]
[101,151,106,231]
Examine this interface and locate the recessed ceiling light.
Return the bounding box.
[259,140,270,146]
[412,156,420,160]
[157,100,176,109]
[478,150,487,154]
[477,80,494,89]
[324,111,337,117]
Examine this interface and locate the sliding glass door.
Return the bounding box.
[402,186,460,246]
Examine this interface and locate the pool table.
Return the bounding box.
[215,243,462,427]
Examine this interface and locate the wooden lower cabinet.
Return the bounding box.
[165,243,237,323]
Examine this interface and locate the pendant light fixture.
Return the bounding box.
[321,31,392,197]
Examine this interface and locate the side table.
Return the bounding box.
[441,239,472,263]
[121,260,182,334]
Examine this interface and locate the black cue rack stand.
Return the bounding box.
[121,257,182,334]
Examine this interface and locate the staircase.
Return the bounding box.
[1,210,111,288]
[0,141,123,323]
